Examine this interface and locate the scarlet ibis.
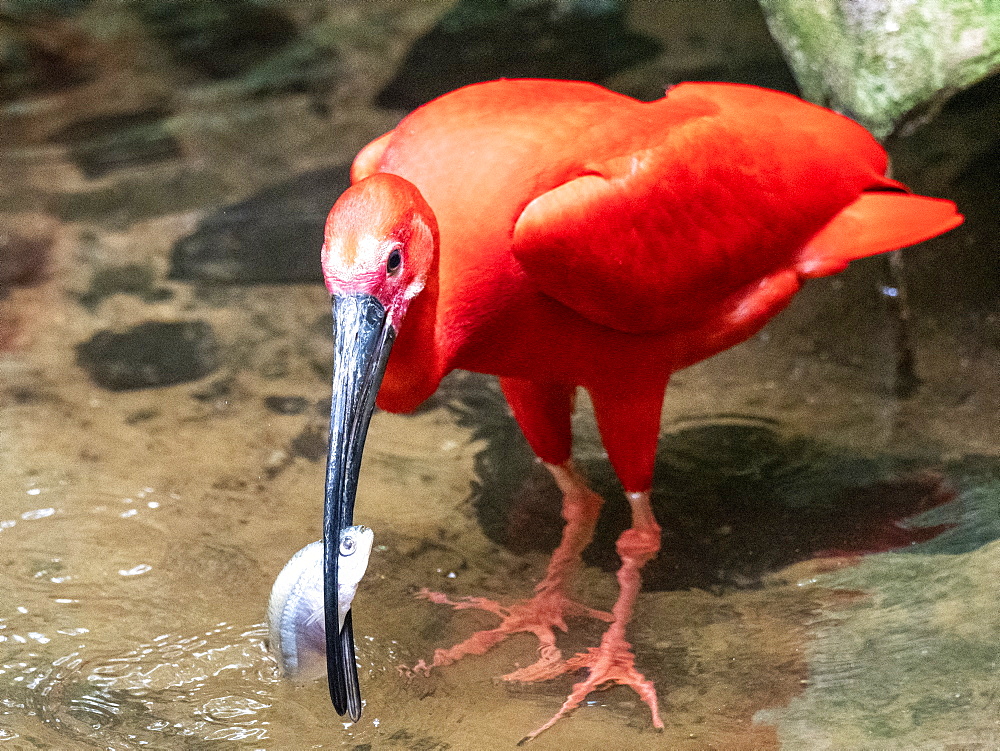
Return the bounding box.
[318,79,962,738]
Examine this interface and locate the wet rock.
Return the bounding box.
[78,262,173,310]
[238,37,342,105]
[75,320,219,391]
[168,165,351,284]
[3,0,93,16]
[125,408,159,424]
[289,422,327,462]
[0,223,52,290]
[49,107,180,180]
[889,72,1000,318]
[263,395,309,415]
[190,375,233,403]
[0,11,95,101]
[0,216,56,350]
[375,0,660,110]
[135,0,297,81]
[51,170,227,228]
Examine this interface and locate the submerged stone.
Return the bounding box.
[52,169,227,229]
[168,165,351,284]
[289,423,327,462]
[135,0,297,81]
[375,0,661,110]
[3,0,93,15]
[463,380,959,592]
[76,320,219,391]
[0,11,95,101]
[78,262,173,310]
[239,38,342,103]
[263,395,310,415]
[49,107,180,180]
[0,227,52,291]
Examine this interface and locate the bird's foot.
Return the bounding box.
[518,626,663,744]
[517,524,663,742]
[406,586,612,680]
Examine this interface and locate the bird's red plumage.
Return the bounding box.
[352,79,960,432]
[323,79,963,734]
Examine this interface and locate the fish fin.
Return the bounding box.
[340,610,363,722]
[796,192,962,278]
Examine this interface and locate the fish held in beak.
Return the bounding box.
[267,526,375,713]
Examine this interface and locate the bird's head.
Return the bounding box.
[317,173,438,720]
[321,172,437,330]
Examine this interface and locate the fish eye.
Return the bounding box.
[386,246,402,276]
[340,534,356,556]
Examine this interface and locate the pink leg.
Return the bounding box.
[519,490,663,743]
[411,376,666,741]
[409,461,613,680]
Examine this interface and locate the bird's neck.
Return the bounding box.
[375,264,443,413]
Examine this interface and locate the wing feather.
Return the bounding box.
[796,192,962,278]
[510,83,960,334]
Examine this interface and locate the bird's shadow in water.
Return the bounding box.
[432,372,968,593]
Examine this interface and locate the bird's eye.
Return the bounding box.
[386,247,402,276]
[340,535,356,556]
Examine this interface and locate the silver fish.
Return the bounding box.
[267,525,374,682]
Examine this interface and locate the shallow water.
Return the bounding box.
[3,1,1000,750]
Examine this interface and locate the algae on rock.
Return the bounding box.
[758,0,1000,138]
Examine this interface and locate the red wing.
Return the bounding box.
[510,83,961,335]
[510,91,883,333]
[796,192,963,278]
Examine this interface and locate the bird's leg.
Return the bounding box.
[409,460,613,678]
[520,490,663,744]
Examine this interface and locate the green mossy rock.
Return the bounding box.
[758,0,1000,138]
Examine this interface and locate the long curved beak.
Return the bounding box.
[324,293,395,721]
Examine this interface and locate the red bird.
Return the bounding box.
[317,79,962,739]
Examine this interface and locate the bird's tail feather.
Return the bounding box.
[796,192,963,278]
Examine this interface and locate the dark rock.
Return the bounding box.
[190,376,233,402]
[3,1,93,16]
[264,395,309,415]
[7,386,41,404]
[375,0,660,110]
[888,72,1000,318]
[0,228,51,289]
[49,106,180,180]
[134,0,297,81]
[78,262,173,310]
[239,38,342,104]
[51,169,227,228]
[0,12,95,101]
[168,165,351,284]
[75,320,219,390]
[449,371,959,592]
[125,408,159,424]
[289,422,327,462]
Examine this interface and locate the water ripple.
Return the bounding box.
[1,623,275,748]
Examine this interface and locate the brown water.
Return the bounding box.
[3,1,1000,750]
